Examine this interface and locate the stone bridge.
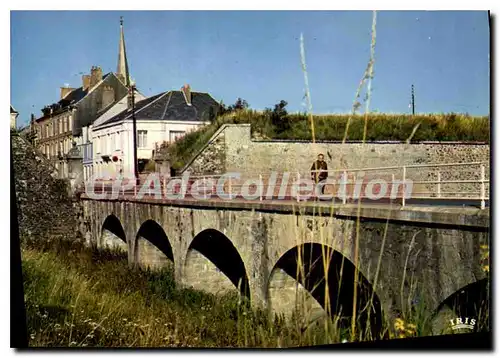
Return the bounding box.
[81,196,489,336]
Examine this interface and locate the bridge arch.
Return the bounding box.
[134,220,174,270]
[183,229,250,300]
[267,243,384,339]
[101,214,127,251]
[431,277,489,334]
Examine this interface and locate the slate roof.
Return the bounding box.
[36,73,112,123]
[59,86,88,106]
[60,73,112,106]
[96,90,220,127]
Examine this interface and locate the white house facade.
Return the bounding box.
[84,84,220,181]
[81,88,147,180]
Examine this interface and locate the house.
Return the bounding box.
[87,84,220,180]
[10,105,19,129]
[32,17,132,179]
[81,87,147,181]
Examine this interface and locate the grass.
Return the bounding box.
[21,236,489,348]
[22,239,348,348]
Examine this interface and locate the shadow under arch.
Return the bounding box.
[185,229,250,300]
[267,243,384,339]
[101,214,127,243]
[432,278,490,332]
[134,220,174,266]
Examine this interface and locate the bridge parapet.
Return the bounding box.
[80,161,490,213]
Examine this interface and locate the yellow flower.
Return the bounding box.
[394,318,404,326]
[483,265,489,272]
[480,244,489,250]
[394,322,405,331]
[406,327,416,335]
[398,333,406,338]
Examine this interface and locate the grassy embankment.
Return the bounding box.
[22,239,338,348]
[165,111,489,171]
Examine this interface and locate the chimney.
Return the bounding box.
[181,84,192,106]
[82,75,91,90]
[60,85,75,100]
[89,66,103,89]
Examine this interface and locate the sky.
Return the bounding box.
[11,10,490,127]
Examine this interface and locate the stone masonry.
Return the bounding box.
[12,131,81,243]
[81,196,489,334]
[183,124,490,198]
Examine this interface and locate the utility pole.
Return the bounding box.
[130,83,139,186]
[411,84,415,115]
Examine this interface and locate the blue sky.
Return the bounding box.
[11,10,489,126]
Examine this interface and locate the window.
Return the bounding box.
[115,132,120,150]
[169,130,185,143]
[138,130,147,148]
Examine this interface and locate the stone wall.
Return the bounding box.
[185,125,227,176]
[183,124,490,197]
[11,132,81,243]
[184,124,490,196]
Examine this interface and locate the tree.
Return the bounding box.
[268,100,290,133]
[218,100,228,117]
[226,98,249,113]
[234,98,249,111]
[207,106,217,123]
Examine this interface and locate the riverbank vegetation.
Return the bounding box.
[21,237,489,347]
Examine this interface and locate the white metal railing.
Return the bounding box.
[80,162,490,209]
[306,161,489,209]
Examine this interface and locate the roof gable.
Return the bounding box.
[72,72,129,135]
[96,90,220,128]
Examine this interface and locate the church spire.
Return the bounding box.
[117,16,130,87]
